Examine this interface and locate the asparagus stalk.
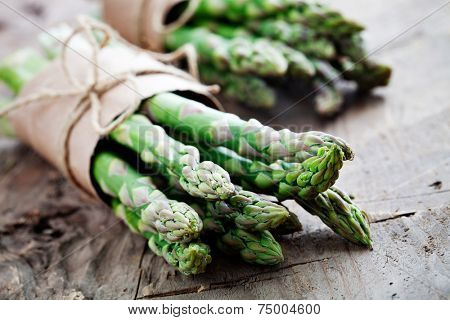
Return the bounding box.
[246,19,336,60]
[0,98,14,137]
[217,228,284,265]
[192,195,301,236]
[198,22,316,78]
[143,92,353,163]
[165,26,288,77]
[333,34,392,90]
[160,187,285,265]
[0,48,48,95]
[296,187,372,248]
[313,79,344,116]
[195,0,299,21]
[273,211,303,235]
[336,56,392,91]
[112,200,211,275]
[192,202,284,265]
[109,114,235,201]
[205,186,290,231]
[199,146,372,247]
[278,3,364,39]
[194,202,284,265]
[199,64,276,109]
[109,114,290,230]
[200,145,342,200]
[170,182,290,232]
[195,0,363,36]
[93,152,203,243]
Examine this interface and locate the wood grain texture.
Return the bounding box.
[0,0,449,299]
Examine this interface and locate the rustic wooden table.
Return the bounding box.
[0,0,449,299]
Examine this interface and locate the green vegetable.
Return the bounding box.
[144,92,353,164]
[199,146,372,247]
[110,114,235,201]
[0,98,14,137]
[246,18,336,59]
[199,22,316,78]
[278,4,364,39]
[199,64,276,109]
[192,202,284,265]
[337,56,392,91]
[112,200,211,275]
[312,79,344,116]
[169,183,290,232]
[200,145,342,200]
[165,26,288,77]
[195,0,299,21]
[92,152,203,243]
[0,48,48,95]
[272,211,303,235]
[217,228,284,265]
[296,187,372,248]
[204,186,290,231]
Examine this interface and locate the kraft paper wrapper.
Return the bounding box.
[8,46,220,200]
[103,0,188,51]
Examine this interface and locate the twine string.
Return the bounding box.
[0,15,206,179]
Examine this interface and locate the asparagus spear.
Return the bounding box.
[198,22,315,78]
[273,211,303,235]
[200,146,372,247]
[336,56,392,91]
[205,186,290,231]
[313,79,344,116]
[199,64,276,109]
[144,94,347,199]
[143,92,353,163]
[169,182,290,232]
[110,114,235,201]
[0,48,48,95]
[112,201,211,275]
[334,34,392,90]
[278,3,364,39]
[192,202,284,265]
[109,114,290,229]
[195,0,299,21]
[217,228,284,265]
[93,152,203,243]
[246,19,336,60]
[296,187,372,248]
[165,26,288,77]
[200,145,342,200]
[0,98,14,137]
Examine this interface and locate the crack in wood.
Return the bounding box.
[370,211,416,223]
[133,244,147,300]
[358,189,450,204]
[138,256,334,299]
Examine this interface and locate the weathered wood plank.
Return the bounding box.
[142,207,449,299]
[0,150,143,299]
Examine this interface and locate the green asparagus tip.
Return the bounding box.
[273,211,303,235]
[180,160,236,201]
[315,187,373,248]
[295,144,344,198]
[218,229,284,266]
[173,242,212,275]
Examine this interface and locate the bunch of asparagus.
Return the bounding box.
[0,33,372,275]
[162,0,391,115]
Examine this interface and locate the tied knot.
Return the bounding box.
[0,14,209,180]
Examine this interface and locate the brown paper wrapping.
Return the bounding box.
[8,46,219,200]
[103,0,189,51]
